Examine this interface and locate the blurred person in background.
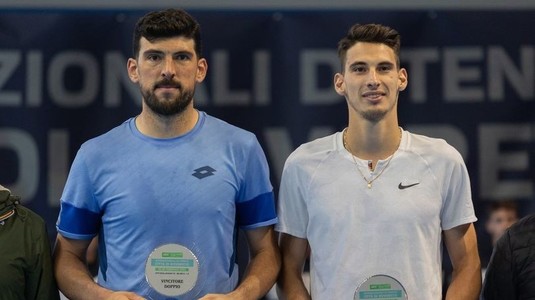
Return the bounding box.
[480,200,519,282]
[481,213,535,299]
[0,184,60,300]
[485,200,519,247]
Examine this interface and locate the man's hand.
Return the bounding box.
[198,294,235,300]
[105,291,146,300]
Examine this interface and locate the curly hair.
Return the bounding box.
[132,8,202,59]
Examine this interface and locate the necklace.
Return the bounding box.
[342,127,401,189]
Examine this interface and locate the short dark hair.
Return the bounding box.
[132,8,202,59]
[487,200,519,215]
[337,23,401,71]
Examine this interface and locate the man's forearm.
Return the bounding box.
[55,254,111,300]
[445,265,481,300]
[230,247,281,300]
[277,273,311,300]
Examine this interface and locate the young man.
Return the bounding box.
[481,200,519,282]
[485,200,519,247]
[54,9,279,300]
[276,23,481,299]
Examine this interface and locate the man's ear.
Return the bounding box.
[334,73,346,96]
[398,68,408,91]
[195,58,208,83]
[127,58,139,83]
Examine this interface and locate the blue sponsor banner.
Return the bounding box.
[0,10,534,263]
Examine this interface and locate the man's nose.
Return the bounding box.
[161,57,176,79]
[366,70,380,89]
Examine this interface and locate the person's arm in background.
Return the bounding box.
[53,235,144,300]
[277,233,311,300]
[480,231,516,299]
[443,223,481,300]
[26,212,61,300]
[200,225,280,300]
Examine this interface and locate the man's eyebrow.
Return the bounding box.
[142,49,164,55]
[378,61,395,66]
[348,61,367,68]
[174,50,194,56]
[142,49,194,56]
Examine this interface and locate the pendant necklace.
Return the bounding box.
[342,127,401,189]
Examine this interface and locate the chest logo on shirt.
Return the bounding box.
[192,166,216,179]
[398,182,420,190]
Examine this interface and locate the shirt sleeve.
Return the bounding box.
[56,147,101,239]
[236,135,277,229]
[275,156,309,239]
[439,145,477,230]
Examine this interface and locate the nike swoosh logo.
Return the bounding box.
[398,182,420,190]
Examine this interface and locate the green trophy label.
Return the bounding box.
[354,274,407,300]
[145,244,199,297]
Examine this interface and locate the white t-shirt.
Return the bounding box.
[276,129,477,300]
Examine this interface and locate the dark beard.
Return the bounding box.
[142,80,194,116]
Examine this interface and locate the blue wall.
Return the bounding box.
[1,8,534,268]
